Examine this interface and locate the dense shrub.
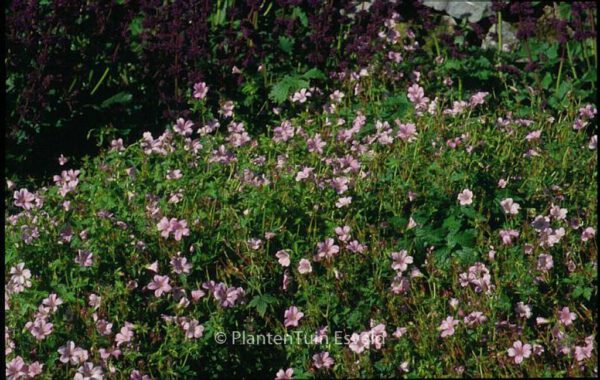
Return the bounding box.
[5,8,598,375]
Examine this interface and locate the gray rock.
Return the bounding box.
[423,1,493,23]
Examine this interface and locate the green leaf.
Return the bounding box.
[541,72,553,90]
[100,92,132,108]
[248,294,278,317]
[278,36,294,54]
[291,7,308,27]
[301,68,326,80]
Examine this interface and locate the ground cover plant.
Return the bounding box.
[4,1,598,379]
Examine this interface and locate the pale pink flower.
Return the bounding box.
[312,351,334,369]
[469,91,488,107]
[307,134,326,154]
[536,253,553,272]
[536,317,551,325]
[275,368,294,380]
[284,306,304,328]
[75,250,93,267]
[13,189,35,210]
[574,337,594,362]
[147,275,172,297]
[396,122,418,142]
[182,319,204,339]
[457,189,473,206]
[315,239,339,261]
[549,205,567,220]
[115,323,134,346]
[581,227,595,242]
[74,362,103,380]
[393,327,408,338]
[438,316,459,338]
[557,306,577,326]
[247,238,263,250]
[166,169,183,180]
[391,250,413,272]
[6,356,26,379]
[58,341,88,365]
[295,167,314,182]
[42,294,63,313]
[130,370,151,380]
[390,275,410,294]
[273,120,295,143]
[95,319,113,336]
[515,302,532,319]
[193,82,209,100]
[173,118,194,136]
[58,154,68,165]
[297,259,312,274]
[407,84,429,112]
[25,318,53,340]
[334,225,351,242]
[191,289,206,302]
[335,196,352,208]
[169,218,190,241]
[157,217,171,238]
[498,178,508,188]
[500,198,520,215]
[275,250,291,267]
[170,255,193,274]
[507,340,532,364]
[349,332,371,353]
[525,130,542,141]
[588,135,597,150]
[219,101,235,118]
[463,311,487,327]
[499,229,519,245]
[291,88,311,103]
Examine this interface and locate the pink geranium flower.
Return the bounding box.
[500,198,520,215]
[25,318,53,340]
[315,238,340,261]
[173,118,194,136]
[507,340,532,364]
[115,322,135,347]
[275,250,291,267]
[275,368,294,380]
[193,82,209,100]
[13,189,36,210]
[312,351,334,369]
[297,259,312,274]
[457,189,473,206]
[438,316,459,338]
[557,306,577,326]
[391,250,413,272]
[284,306,304,328]
[182,319,204,339]
[170,218,190,241]
[147,275,172,297]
